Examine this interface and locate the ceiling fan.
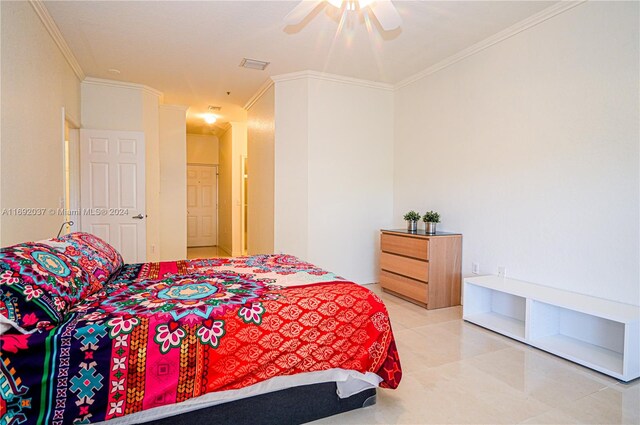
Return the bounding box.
[284,0,402,32]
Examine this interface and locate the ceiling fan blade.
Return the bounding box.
[284,0,324,25]
[369,0,401,31]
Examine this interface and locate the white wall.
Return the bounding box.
[81,80,163,260]
[247,84,275,255]
[142,91,161,261]
[394,2,639,305]
[218,126,233,254]
[159,105,187,260]
[80,83,142,131]
[1,1,81,245]
[187,134,218,165]
[217,123,247,256]
[274,78,309,258]
[231,122,247,256]
[1,1,3,242]
[1,1,3,241]
[274,73,394,284]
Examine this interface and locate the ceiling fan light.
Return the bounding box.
[286,0,401,32]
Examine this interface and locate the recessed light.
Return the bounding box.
[108,68,121,75]
[239,58,270,71]
[203,114,217,125]
[202,106,221,125]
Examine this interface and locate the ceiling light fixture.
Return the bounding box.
[202,106,221,125]
[328,0,371,11]
[203,114,217,125]
[284,0,401,32]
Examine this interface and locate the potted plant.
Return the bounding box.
[403,210,421,232]
[423,210,441,234]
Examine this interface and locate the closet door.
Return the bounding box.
[187,165,217,247]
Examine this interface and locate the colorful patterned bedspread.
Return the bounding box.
[1,255,401,424]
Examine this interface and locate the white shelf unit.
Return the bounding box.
[463,282,526,342]
[463,276,640,382]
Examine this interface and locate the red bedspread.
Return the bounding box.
[0,255,401,424]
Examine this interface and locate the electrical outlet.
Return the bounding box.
[498,266,506,278]
[472,262,480,274]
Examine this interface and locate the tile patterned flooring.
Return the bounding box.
[312,284,639,425]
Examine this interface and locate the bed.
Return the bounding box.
[0,233,401,425]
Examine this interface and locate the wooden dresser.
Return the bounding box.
[379,229,462,309]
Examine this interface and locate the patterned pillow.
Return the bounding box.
[41,232,124,295]
[59,233,123,275]
[0,243,89,332]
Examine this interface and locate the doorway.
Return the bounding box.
[241,155,248,255]
[187,164,218,248]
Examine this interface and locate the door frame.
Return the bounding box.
[62,107,80,234]
[186,163,219,248]
[241,155,248,255]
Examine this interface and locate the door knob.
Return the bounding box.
[132,214,144,219]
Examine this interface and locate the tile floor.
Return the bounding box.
[312,284,639,425]
[186,246,230,259]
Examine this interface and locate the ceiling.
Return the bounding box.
[44,1,555,135]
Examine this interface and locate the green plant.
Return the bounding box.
[422,211,441,223]
[403,210,421,221]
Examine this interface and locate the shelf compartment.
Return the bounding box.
[533,334,623,376]
[463,282,526,341]
[529,300,625,376]
[465,311,526,341]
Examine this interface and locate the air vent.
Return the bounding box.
[239,58,270,71]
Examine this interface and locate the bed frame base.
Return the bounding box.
[149,382,376,425]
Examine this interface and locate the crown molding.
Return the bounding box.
[244,78,275,110]
[272,70,394,91]
[82,77,164,100]
[29,0,85,81]
[218,122,232,134]
[396,1,587,89]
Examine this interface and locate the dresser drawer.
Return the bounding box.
[380,270,429,304]
[381,233,429,260]
[380,252,429,282]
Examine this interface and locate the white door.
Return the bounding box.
[187,165,217,247]
[80,130,146,263]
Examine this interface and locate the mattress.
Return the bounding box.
[97,368,379,424]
